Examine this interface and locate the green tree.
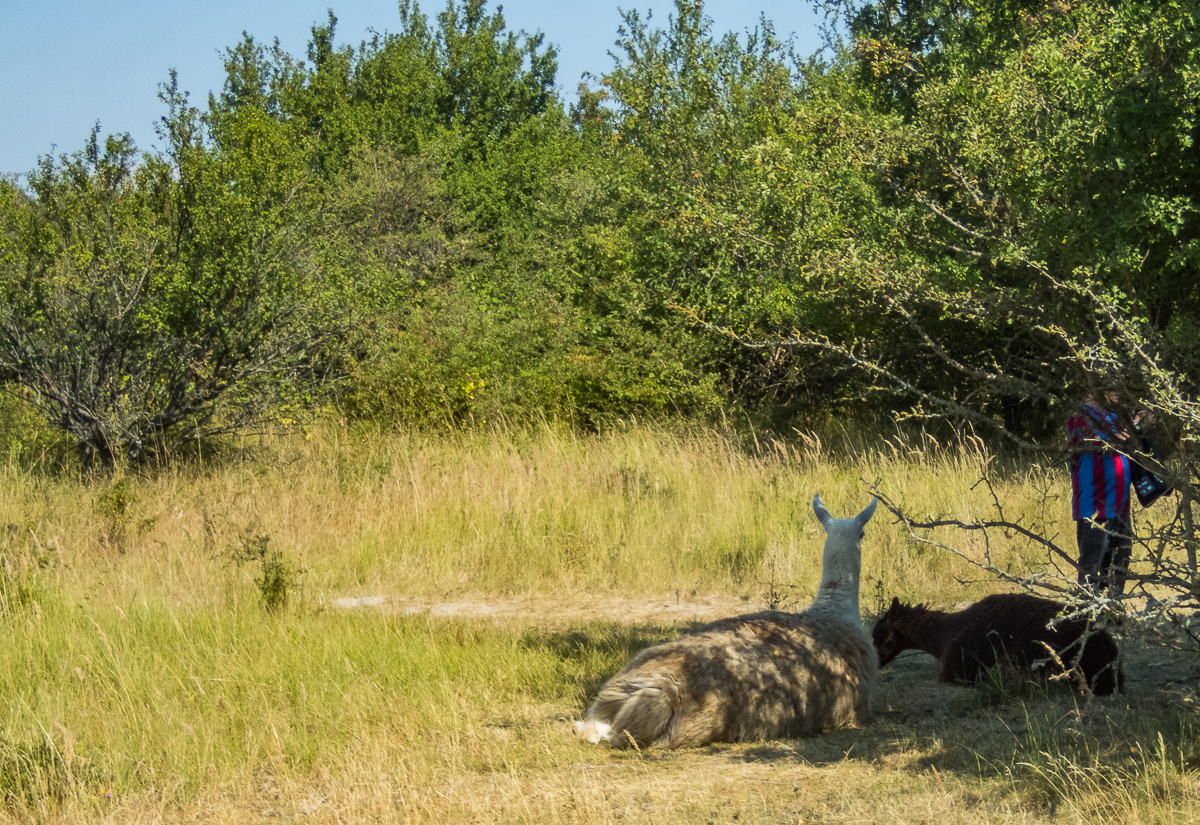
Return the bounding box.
[556,0,911,413]
[0,78,323,469]
[821,0,1200,436]
[433,0,557,157]
[206,2,558,184]
[711,0,1200,617]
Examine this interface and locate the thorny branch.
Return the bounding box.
[866,481,1079,591]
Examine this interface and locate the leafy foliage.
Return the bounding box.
[0,95,324,468]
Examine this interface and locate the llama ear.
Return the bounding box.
[812,493,833,528]
[854,497,878,529]
[890,596,900,610]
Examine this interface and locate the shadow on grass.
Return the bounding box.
[526,616,794,719]
[520,620,693,660]
[664,646,1184,787]
[520,620,691,696]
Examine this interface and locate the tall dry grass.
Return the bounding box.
[0,421,1192,823]
[1,422,1056,611]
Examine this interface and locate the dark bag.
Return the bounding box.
[1130,435,1172,508]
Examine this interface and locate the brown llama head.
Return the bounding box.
[872,596,924,667]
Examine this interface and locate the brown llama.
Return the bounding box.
[574,495,879,749]
[872,594,1122,695]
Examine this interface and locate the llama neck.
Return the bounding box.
[894,607,960,657]
[807,544,862,625]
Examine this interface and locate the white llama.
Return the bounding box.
[574,494,879,749]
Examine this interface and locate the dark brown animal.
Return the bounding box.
[872,594,1122,695]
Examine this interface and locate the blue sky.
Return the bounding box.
[1,1,826,179]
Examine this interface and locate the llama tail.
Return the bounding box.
[575,675,679,748]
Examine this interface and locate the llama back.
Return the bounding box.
[581,611,878,749]
[944,595,1122,694]
[942,594,1068,680]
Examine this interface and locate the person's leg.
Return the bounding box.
[1077,517,1110,594]
[1102,515,1133,596]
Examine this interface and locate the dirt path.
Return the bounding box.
[329,590,753,627]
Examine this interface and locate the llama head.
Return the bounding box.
[872,596,907,666]
[809,494,878,620]
[812,494,878,537]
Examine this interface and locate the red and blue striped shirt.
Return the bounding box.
[1068,405,1132,521]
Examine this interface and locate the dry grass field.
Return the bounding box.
[0,420,1197,823]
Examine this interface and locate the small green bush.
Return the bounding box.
[229,530,304,614]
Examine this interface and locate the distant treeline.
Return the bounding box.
[2,0,1198,467]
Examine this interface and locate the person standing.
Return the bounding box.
[1068,384,1135,597]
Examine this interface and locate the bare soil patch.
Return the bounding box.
[329,590,754,627]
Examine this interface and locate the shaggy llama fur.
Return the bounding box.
[574,494,879,749]
[872,594,1122,696]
